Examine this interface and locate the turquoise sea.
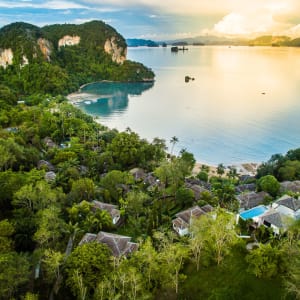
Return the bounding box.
[78,46,300,165]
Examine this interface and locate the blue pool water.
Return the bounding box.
[240,205,268,220]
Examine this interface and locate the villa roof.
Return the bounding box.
[172,217,188,229]
[79,231,138,257]
[175,206,206,224]
[275,195,300,212]
[79,233,97,244]
[201,204,214,213]
[96,232,138,257]
[129,168,146,181]
[280,181,300,193]
[261,210,283,228]
[235,183,256,194]
[237,191,269,210]
[91,200,120,219]
[185,183,210,200]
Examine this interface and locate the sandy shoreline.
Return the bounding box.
[192,162,260,177]
[66,91,260,177]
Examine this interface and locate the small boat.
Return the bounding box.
[185,76,195,83]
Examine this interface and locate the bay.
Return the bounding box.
[77,46,300,165]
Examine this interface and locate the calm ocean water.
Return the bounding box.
[78,46,300,165]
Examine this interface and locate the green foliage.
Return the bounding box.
[181,246,285,300]
[257,148,300,182]
[175,187,194,208]
[257,175,280,197]
[246,243,285,278]
[0,252,30,299]
[0,20,154,99]
[100,170,134,203]
[211,178,237,209]
[65,242,112,297]
[0,219,14,253]
[69,178,96,203]
[197,170,208,182]
[34,206,66,248]
[68,200,112,233]
[41,249,64,284]
[190,209,238,266]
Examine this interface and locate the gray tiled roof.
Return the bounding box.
[276,195,300,212]
[261,211,283,228]
[79,233,97,245]
[175,206,206,224]
[79,231,138,257]
[91,200,120,220]
[280,181,300,193]
[96,232,138,257]
[237,191,269,209]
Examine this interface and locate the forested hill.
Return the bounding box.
[0,21,154,96]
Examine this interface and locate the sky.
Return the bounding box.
[1,0,300,40]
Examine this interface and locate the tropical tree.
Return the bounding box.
[257,175,280,197]
[170,136,179,155]
[190,209,238,265]
[217,163,225,177]
[0,252,30,299]
[159,241,189,294]
[65,242,112,298]
[246,243,284,278]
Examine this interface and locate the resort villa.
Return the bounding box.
[91,200,121,225]
[237,194,300,234]
[172,204,214,236]
[79,231,138,257]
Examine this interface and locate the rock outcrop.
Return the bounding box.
[0,48,13,68]
[58,35,80,48]
[104,37,126,64]
[38,38,52,61]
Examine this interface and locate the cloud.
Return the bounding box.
[1,0,300,38]
[285,24,300,37]
[214,12,275,35]
[0,0,87,9]
[82,0,296,16]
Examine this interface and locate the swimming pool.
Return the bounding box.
[239,205,268,220]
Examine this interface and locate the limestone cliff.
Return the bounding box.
[58,35,81,48]
[0,48,13,69]
[104,37,127,64]
[37,38,52,61]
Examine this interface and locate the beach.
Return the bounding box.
[192,162,259,177]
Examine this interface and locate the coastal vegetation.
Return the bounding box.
[0,91,299,299]
[0,21,154,97]
[0,20,299,300]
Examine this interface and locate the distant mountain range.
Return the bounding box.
[127,35,300,47]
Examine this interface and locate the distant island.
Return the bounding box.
[162,34,300,47]
[126,38,159,47]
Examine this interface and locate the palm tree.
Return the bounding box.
[170,136,179,155]
[217,163,225,177]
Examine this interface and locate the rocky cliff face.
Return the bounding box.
[0,48,13,69]
[104,37,127,64]
[37,38,52,61]
[58,35,81,48]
